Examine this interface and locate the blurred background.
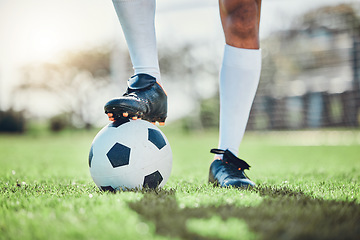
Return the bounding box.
[0,0,359,133]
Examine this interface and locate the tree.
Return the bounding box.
[158,42,220,130]
[17,46,115,129]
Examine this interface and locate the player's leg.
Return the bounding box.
[105,0,167,124]
[113,0,160,81]
[218,0,262,156]
[209,0,262,188]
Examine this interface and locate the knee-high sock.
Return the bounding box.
[112,0,161,83]
[218,45,261,157]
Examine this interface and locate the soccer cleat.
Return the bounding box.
[104,74,167,124]
[208,149,255,188]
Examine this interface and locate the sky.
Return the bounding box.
[0,0,357,115]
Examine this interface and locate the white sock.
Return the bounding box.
[217,45,262,158]
[112,0,161,83]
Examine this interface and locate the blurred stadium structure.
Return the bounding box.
[247,4,360,130]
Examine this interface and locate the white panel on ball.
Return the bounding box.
[89,119,172,191]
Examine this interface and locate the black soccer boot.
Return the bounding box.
[208,149,255,189]
[104,74,167,125]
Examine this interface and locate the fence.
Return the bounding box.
[247,3,360,130]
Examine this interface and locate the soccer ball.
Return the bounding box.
[88,119,172,191]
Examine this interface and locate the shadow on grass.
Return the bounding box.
[128,186,360,240]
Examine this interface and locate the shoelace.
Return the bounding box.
[210,148,252,179]
[124,85,153,100]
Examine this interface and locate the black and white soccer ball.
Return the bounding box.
[89,119,172,191]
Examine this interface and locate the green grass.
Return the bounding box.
[0,127,359,240]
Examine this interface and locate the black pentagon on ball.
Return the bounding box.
[89,145,93,167]
[106,143,131,168]
[148,128,166,150]
[143,170,163,189]
[100,186,116,192]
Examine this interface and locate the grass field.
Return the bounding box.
[0,126,359,240]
